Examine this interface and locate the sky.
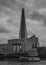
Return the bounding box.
[0,0,46,46]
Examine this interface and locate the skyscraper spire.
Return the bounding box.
[19,8,27,40]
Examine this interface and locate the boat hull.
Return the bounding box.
[17,57,40,62]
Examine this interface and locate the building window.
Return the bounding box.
[13,45,16,52]
[17,45,20,52]
[20,45,21,49]
[32,43,34,48]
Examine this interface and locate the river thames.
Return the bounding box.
[0,60,46,65]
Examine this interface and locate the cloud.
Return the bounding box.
[0,33,9,44]
[0,0,15,6]
[0,0,35,12]
[29,10,46,26]
[30,11,43,20]
[37,9,46,15]
[0,26,10,33]
[25,0,35,8]
[35,0,46,9]
[7,19,14,25]
[0,0,18,10]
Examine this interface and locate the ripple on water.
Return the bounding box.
[0,60,46,65]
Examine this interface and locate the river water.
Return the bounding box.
[0,60,46,65]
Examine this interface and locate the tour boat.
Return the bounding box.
[29,57,40,62]
[17,56,40,62]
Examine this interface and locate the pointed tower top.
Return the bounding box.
[22,8,24,12]
[19,8,27,40]
[22,8,25,14]
[21,8,25,21]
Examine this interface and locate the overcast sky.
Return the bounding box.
[0,0,46,46]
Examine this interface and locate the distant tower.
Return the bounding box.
[19,8,27,40]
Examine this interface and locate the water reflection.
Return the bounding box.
[0,59,45,65]
[20,62,29,65]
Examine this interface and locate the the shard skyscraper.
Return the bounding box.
[19,8,27,40]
